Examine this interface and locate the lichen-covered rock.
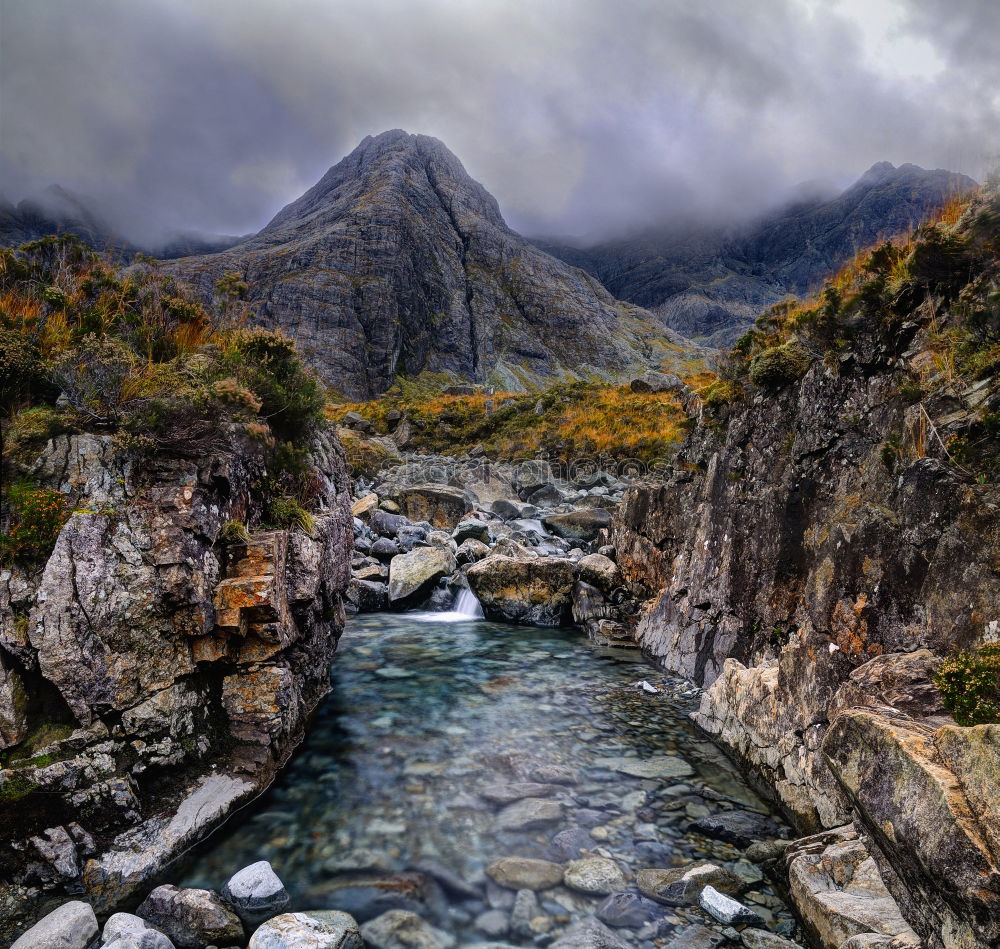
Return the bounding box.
[542,509,612,542]
[466,556,575,626]
[563,858,627,895]
[136,884,244,948]
[393,485,472,529]
[0,427,353,943]
[248,911,362,949]
[10,900,98,949]
[388,547,456,606]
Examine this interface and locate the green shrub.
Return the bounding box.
[748,341,811,389]
[219,519,252,544]
[935,644,1000,725]
[0,329,43,410]
[224,329,325,441]
[702,378,742,409]
[1,481,71,564]
[3,406,73,464]
[265,496,316,535]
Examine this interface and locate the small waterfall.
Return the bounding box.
[452,588,484,618]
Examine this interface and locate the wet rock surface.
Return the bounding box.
[178,613,801,947]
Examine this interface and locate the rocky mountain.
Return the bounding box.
[611,184,1000,948]
[539,162,978,346]
[164,130,697,400]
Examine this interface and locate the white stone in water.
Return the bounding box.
[248,911,363,949]
[594,755,695,779]
[11,901,99,949]
[698,885,764,926]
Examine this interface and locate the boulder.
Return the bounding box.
[466,556,575,627]
[453,519,490,545]
[542,509,612,542]
[247,911,362,949]
[136,885,244,949]
[360,910,456,949]
[101,914,175,948]
[456,539,491,566]
[222,860,290,929]
[594,755,694,779]
[576,554,622,594]
[11,901,99,949]
[350,494,379,520]
[629,371,684,394]
[785,832,917,949]
[527,484,564,507]
[370,510,414,538]
[485,857,563,891]
[395,486,472,529]
[740,930,807,949]
[388,547,457,606]
[563,857,627,895]
[346,578,389,613]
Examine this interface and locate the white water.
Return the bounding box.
[411,587,484,623]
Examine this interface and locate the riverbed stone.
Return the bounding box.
[594,755,694,779]
[222,860,290,928]
[474,910,509,939]
[361,910,456,949]
[453,519,491,545]
[11,901,99,949]
[548,827,596,861]
[388,547,457,606]
[456,539,491,566]
[493,797,564,831]
[248,911,363,949]
[563,857,627,895]
[692,810,781,848]
[479,782,564,804]
[740,929,806,949]
[542,509,612,542]
[662,923,729,949]
[485,857,563,891]
[596,891,665,929]
[698,886,764,926]
[303,872,444,922]
[509,889,542,938]
[137,885,243,948]
[548,916,632,949]
[637,864,743,905]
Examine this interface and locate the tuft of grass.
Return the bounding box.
[935,644,1000,726]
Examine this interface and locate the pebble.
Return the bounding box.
[698,886,765,927]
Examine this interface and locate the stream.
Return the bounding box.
[180,610,801,946]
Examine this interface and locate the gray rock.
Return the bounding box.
[479,782,564,805]
[740,929,806,949]
[595,891,665,929]
[11,901,99,949]
[541,509,612,542]
[485,858,563,891]
[452,519,491,545]
[493,797,564,831]
[388,547,457,606]
[221,860,290,928]
[637,864,743,906]
[474,911,509,939]
[456,538,491,566]
[371,537,401,562]
[137,885,244,949]
[102,913,174,948]
[509,889,541,938]
[698,886,764,927]
[662,923,729,949]
[370,510,414,538]
[548,827,595,861]
[576,554,622,594]
[467,556,576,627]
[563,858,627,895]
[594,755,694,780]
[629,371,684,394]
[360,910,456,949]
[548,916,632,949]
[692,810,781,848]
[247,911,363,949]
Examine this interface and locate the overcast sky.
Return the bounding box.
[1,0,997,243]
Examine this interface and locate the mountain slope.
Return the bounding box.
[539,162,978,346]
[165,130,698,399]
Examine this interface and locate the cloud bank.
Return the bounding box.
[1,0,997,244]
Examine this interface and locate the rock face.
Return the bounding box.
[609,203,1000,948]
[541,161,977,346]
[0,428,353,943]
[165,129,698,398]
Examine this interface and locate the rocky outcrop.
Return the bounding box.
[610,219,1000,946]
[467,556,576,626]
[165,129,699,398]
[0,427,353,943]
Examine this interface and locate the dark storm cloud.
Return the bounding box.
[0,0,995,244]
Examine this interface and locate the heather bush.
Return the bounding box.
[935,644,1000,725]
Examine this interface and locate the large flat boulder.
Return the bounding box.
[394,485,472,529]
[542,509,612,542]
[466,556,576,627]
